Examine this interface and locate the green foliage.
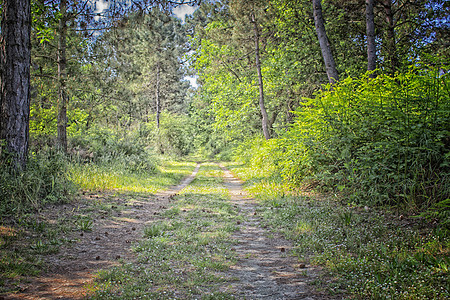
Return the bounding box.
[74,215,94,232]
[71,125,158,175]
[156,113,195,156]
[0,148,75,217]
[277,67,449,210]
[232,136,278,174]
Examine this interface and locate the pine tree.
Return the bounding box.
[0,0,32,169]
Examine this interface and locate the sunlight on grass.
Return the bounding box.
[69,160,196,193]
[226,162,291,201]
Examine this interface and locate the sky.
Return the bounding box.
[173,4,198,23]
[93,0,109,21]
[92,1,197,22]
[173,4,199,88]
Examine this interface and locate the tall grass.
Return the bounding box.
[69,160,195,193]
[0,148,75,217]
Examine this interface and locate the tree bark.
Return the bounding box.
[155,62,161,129]
[382,0,398,75]
[366,0,376,77]
[312,0,339,85]
[251,13,271,140]
[0,0,32,170]
[57,0,68,152]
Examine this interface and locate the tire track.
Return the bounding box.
[219,164,333,299]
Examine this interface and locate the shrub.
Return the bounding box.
[71,125,158,175]
[278,66,449,210]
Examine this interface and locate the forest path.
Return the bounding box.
[4,164,201,300]
[218,164,327,299]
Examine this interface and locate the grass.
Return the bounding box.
[0,158,197,296]
[69,160,196,193]
[228,162,450,299]
[0,214,73,293]
[89,163,239,299]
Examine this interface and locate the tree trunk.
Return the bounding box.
[382,0,398,75]
[312,0,339,85]
[0,0,32,170]
[366,0,376,77]
[251,13,271,140]
[155,62,161,129]
[57,0,68,152]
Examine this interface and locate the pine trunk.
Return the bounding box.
[366,0,376,77]
[383,0,398,74]
[155,62,161,129]
[57,0,68,152]
[0,0,32,170]
[252,14,271,140]
[312,0,339,85]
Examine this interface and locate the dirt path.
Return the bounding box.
[219,164,337,299]
[4,164,200,300]
[5,163,339,299]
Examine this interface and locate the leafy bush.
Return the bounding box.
[233,136,279,174]
[156,113,195,157]
[277,67,449,211]
[71,125,158,175]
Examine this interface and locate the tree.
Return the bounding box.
[230,0,273,139]
[381,0,398,75]
[312,0,339,84]
[366,0,376,77]
[0,0,32,169]
[250,9,270,140]
[57,0,68,151]
[86,8,189,132]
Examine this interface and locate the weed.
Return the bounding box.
[75,215,93,232]
[338,210,353,226]
[143,223,167,238]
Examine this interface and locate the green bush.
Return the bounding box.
[278,66,449,210]
[71,125,158,175]
[156,113,195,157]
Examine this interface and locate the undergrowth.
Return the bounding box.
[69,159,195,193]
[0,147,76,218]
[229,163,450,300]
[233,67,450,224]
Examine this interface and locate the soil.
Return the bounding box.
[218,164,340,300]
[3,163,340,299]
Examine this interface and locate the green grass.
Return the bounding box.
[69,160,196,192]
[229,162,450,299]
[89,163,239,299]
[0,214,73,293]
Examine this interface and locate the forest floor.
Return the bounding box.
[1,162,340,299]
